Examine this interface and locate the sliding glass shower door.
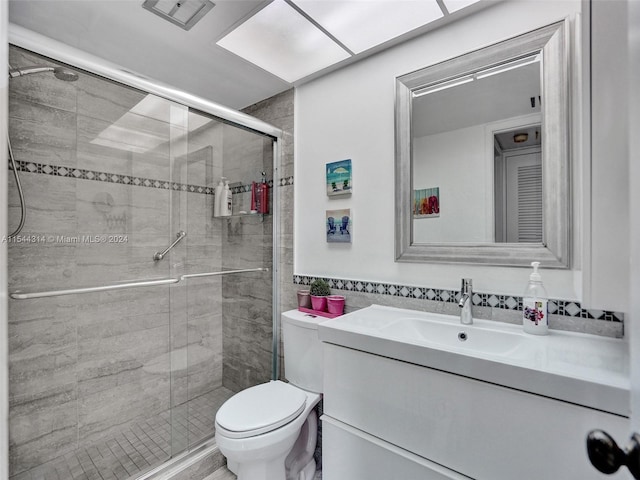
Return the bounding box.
[176,108,276,451]
[7,44,275,480]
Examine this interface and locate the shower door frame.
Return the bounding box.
[6,22,283,477]
[1,4,10,480]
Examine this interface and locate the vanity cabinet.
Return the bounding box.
[322,343,629,480]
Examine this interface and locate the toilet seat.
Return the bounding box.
[216,381,307,439]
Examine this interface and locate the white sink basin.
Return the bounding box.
[379,316,525,356]
[316,304,629,416]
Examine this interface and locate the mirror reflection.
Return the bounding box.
[411,55,542,244]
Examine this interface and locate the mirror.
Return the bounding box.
[395,20,570,268]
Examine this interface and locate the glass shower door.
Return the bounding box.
[8,44,278,480]
[175,108,275,450]
[7,44,187,479]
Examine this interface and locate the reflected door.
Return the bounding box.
[495,147,542,243]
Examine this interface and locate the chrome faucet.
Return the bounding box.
[458,278,473,325]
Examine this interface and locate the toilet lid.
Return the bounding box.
[216,381,307,438]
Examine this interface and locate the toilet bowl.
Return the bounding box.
[215,310,324,480]
[215,381,320,480]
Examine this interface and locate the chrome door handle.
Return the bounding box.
[587,430,640,478]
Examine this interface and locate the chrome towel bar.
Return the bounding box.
[181,268,268,280]
[10,278,179,300]
[10,267,269,300]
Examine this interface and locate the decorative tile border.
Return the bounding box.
[10,160,293,196]
[293,274,624,322]
[229,175,293,194]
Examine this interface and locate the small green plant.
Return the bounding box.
[310,279,331,297]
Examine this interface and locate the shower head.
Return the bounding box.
[8,65,79,82]
[52,67,79,82]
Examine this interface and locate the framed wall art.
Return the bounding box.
[326,159,352,196]
[326,209,351,243]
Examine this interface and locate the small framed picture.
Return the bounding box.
[414,187,440,218]
[326,159,352,196]
[326,209,351,243]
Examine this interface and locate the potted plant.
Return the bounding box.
[309,279,331,312]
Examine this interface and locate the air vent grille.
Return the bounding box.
[142,0,215,31]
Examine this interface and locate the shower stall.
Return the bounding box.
[6,30,281,480]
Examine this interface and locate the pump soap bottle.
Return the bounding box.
[522,261,548,335]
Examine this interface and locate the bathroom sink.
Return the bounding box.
[318,304,630,416]
[378,317,525,356]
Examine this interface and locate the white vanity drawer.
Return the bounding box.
[323,343,629,480]
[322,415,472,480]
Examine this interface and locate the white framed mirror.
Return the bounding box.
[395,20,570,268]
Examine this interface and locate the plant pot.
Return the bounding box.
[327,295,345,315]
[297,290,311,309]
[310,295,327,312]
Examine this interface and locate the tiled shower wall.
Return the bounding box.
[219,122,275,393]
[6,45,270,479]
[244,89,297,320]
[222,89,294,391]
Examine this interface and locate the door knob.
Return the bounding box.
[587,430,640,478]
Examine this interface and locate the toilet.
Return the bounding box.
[215,310,323,480]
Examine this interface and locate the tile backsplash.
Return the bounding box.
[293,274,624,338]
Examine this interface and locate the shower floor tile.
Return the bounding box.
[12,386,235,480]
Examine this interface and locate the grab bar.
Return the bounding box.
[9,267,269,300]
[153,231,186,262]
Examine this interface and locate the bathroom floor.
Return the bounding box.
[12,387,235,480]
[206,467,322,480]
[205,466,236,480]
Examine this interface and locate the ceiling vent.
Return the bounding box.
[142,0,215,31]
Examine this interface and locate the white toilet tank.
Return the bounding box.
[282,310,324,393]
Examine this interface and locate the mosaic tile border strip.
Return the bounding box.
[293,274,624,322]
[10,160,293,195]
[229,175,294,194]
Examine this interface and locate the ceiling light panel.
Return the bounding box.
[217,0,351,83]
[292,0,444,54]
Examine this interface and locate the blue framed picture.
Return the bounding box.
[326,159,352,196]
[326,209,351,243]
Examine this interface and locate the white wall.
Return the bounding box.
[295,0,582,299]
[413,125,491,243]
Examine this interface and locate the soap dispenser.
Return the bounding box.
[522,261,548,335]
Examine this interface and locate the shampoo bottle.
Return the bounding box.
[214,178,225,217]
[222,179,232,216]
[522,261,548,335]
